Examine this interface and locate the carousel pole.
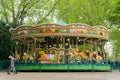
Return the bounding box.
[34,39,36,50]
[54,37,56,47]
[17,43,19,54]
[99,41,103,62]
[67,38,70,48]
[39,41,40,48]
[62,36,65,48]
[83,41,85,51]
[90,38,92,52]
[46,37,48,48]
[19,43,22,61]
[62,36,66,63]
[94,40,97,51]
[25,42,27,54]
[34,39,37,63]
[27,41,29,54]
[31,43,34,55]
[102,41,106,62]
[96,39,99,51]
[84,38,87,51]
[55,37,58,48]
[23,42,25,54]
[19,43,21,55]
[60,36,62,48]
[51,36,53,47]
[104,41,108,62]
[76,37,79,48]
[15,42,18,55]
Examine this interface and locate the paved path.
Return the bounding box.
[0,70,120,80]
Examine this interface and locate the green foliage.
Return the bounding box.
[56,0,116,26]
[78,44,94,52]
[109,28,120,47]
[0,21,12,60]
[78,45,83,52]
[108,0,120,60]
[109,26,120,60]
[109,0,120,26]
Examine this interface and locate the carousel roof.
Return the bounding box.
[10,23,109,41]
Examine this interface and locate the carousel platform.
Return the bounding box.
[15,63,111,71]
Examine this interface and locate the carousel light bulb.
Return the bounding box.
[24,52,26,55]
[66,43,68,45]
[79,40,80,42]
[67,38,70,41]
[16,42,18,45]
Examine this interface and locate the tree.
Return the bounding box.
[0,0,59,27]
[109,26,120,60]
[109,0,120,27]
[108,0,120,60]
[0,21,11,60]
[56,0,116,26]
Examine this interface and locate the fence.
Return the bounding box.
[0,60,115,72]
[0,60,10,71]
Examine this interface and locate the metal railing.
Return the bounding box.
[1,60,120,72]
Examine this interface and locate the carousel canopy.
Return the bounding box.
[9,23,109,41]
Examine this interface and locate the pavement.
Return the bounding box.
[0,70,120,80]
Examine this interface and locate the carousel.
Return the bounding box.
[10,23,111,71]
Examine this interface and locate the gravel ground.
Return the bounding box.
[0,70,120,80]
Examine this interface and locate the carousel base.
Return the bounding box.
[15,63,111,72]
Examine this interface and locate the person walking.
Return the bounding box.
[7,53,17,75]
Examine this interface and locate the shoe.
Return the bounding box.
[13,72,18,74]
[16,72,18,74]
[7,72,11,75]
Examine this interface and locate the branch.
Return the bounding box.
[19,11,27,25]
[10,0,15,21]
[16,0,40,25]
[37,0,60,24]
[17,1,29,20]
[15,0,25,20]
[25,0,40,11]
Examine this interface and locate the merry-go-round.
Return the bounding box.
[9,23,111,71]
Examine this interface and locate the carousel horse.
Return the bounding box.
[35,49,50,63]
[96,54,103,63]
[21,52,28,62]
[15,52,20,61]
[38,51,50,61]
[92,51,103,63]
[85,50,93,61]
[54,50,61,63]
[72,48,79,55]
[80,51,86,59]
[69,48,83,63]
